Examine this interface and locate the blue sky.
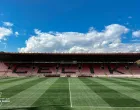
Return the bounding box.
[0,0,140,52]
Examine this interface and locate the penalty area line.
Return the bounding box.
[68,78,72,108]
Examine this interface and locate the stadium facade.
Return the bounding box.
[0,52,140,78]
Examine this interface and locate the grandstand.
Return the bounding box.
[0,52,140,78]
[0,52,140,110]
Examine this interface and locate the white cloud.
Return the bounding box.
[18,24,140,53]
[15,32,19,37]
[3,22,13,27]
[132,30,140,37]
[0,27,13,40]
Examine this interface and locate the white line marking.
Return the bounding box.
[68,78,72,108]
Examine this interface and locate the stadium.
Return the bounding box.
[0,52,140,110]
[1,0,140,110]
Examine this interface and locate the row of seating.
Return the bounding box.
[0,62,140,77]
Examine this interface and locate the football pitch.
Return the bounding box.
[1,77,140,110]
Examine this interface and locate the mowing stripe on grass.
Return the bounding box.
[0,77,38,91]
[100,78,140,91]
[0,77,28,85]
[1,78,58,109]
[0,77,46,98]
[70,78,110,108]
[115,77,140,82]
[80,78,140,107]
[0,77,17,82]
[91,78,140,104]
[112,77,140,86]
[72,106,140,110]
[32,78,70,108]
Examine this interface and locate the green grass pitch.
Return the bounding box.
[1,77,140,110]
